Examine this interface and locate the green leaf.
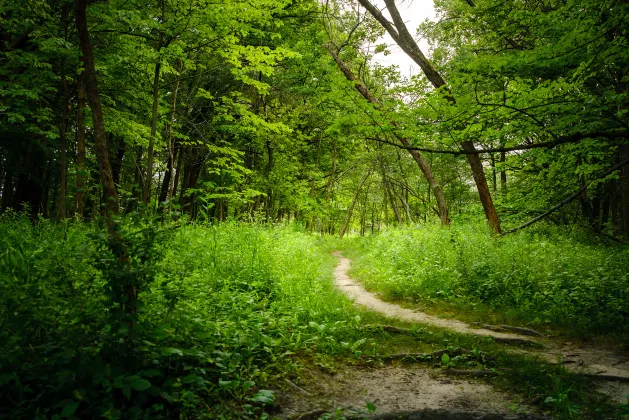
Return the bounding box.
[60,401,79,418]
[160,347,183,356]
[251,389,275,404]
[441,353,450,365]
[367,402,377,413]
[129,378,152,391]
[122,384,131,400]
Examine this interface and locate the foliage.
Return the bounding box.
[0,214,365,418]
[345,222,629,333]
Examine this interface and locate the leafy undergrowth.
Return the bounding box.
[342,223,629,337]
[1,215,627,419]
[0,214,370,419]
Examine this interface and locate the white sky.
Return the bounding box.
[367,0,436,78]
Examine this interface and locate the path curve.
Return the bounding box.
[333,252,537,344]
[332,252,629,388]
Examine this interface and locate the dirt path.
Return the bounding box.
[277,364,540,419]
[332,252,629,388]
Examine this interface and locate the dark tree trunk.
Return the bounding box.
[58,79,69,219]
[463,142,502,234]
[76,0,136,315]
[143,60,161,205]
[75,0,118,217]
[500,151,507,194]
[75,71,87,217]
[111,139,126,186]
[159,145,179,204]
[620,144,629,237]
[1,172,13,211]
[172,144,183,199]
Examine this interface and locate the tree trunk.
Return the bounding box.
[75,0,118,218]
[76,0,137,314]
[75,72,87,217]
[172,144,183,199]
[384,177,402,223]
[58,78,69,219]
[620,144,629,237]
[500,151,507,195]
[339,168,372,239]
[143,60,161,205]
[167,60,182,201]
[463,141,502,234]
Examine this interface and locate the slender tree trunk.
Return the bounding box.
[2,172,13,211]
[167,60,182,201]
[75,0,118,218]
[500,151,507,194]
[339,168,372,239]
[384,178,402,223]
[620,144,629,237]
[76,0,138,314]
[172,144,183,199]
[490,153,497,193]
[58,78,69,219]
[143,60,161,205]
[75,72,87,217]
[463,142,501,234]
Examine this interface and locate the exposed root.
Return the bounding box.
[442,369,499,378]
[347,409,550,419]
[499,325,544,337]
[287,409,328,420]
[284,378,312,396]
[493,336,541,347]
[364,324,412,334]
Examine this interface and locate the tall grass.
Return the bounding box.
[345,223,629,333]
[0,215,363,419]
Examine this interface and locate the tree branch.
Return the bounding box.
[366,131,629,154]
[503,157,629,235]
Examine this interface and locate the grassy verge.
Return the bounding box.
[340,223,629,338]
[1,215,627,419]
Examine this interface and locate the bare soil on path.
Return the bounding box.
[276,253,629,419]
[331,252,629,386]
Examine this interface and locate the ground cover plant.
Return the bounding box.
[344,223,629,335]
[0,213,370,419]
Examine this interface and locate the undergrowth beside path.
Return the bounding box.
[342,224,629,336]
[2,216,628,419]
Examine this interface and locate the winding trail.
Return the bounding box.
[332,252,629,387]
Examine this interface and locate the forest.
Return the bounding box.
[1,0,629,418]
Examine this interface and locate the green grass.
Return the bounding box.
[0,214,370,419]
[341,222,629,336]
[1,214,628,419]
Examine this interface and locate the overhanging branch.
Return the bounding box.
[367,131,629,154]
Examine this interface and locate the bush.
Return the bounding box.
[0,215,363,419]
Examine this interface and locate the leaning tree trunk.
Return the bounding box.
[75,0,118,218]
[325,45,451,226]
[76,0,137,314]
